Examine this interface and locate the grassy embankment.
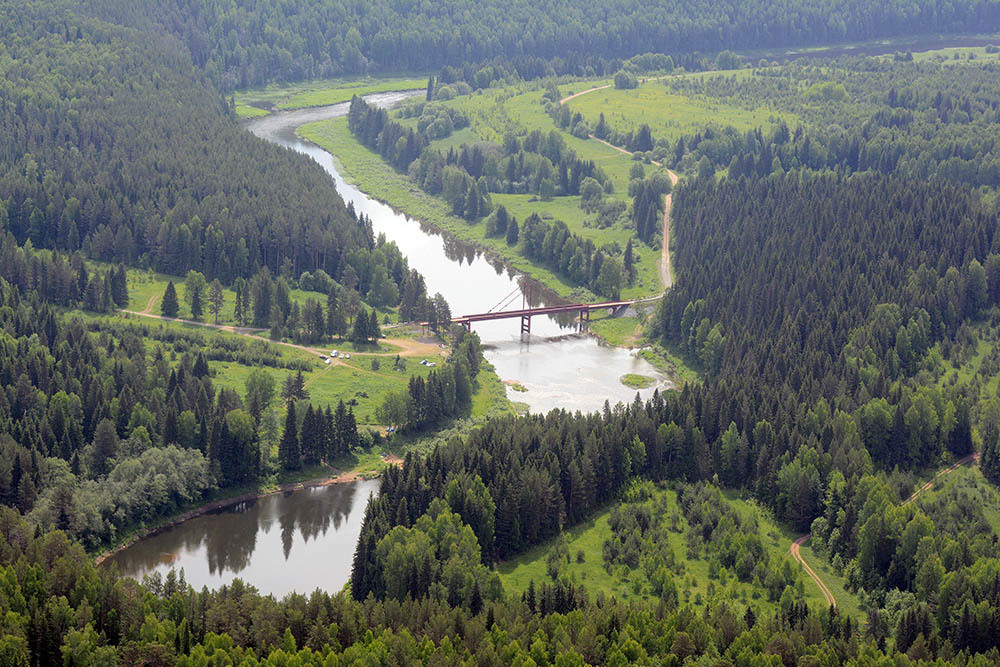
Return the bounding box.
[83,265,510,427]
[498,483,864,616]
[234,76,426,118]
[302,82,669,301]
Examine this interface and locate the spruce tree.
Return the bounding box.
[351,307,370,344]
[623,237,636,284]
[190,287,203,321]
[506,218,519,246]
[279,402,301,470]
[161,281,179,317]
[111,265,129,308]
[369,309,381,341]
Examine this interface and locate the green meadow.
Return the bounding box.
[234,75,426,117]
[562,79,796,143]
[498,484,864,616]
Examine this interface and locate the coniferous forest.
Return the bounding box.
[6,0,1000,663]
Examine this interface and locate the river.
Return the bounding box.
[247,92,672,414]
[105,91,671,596]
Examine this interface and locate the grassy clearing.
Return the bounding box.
[107,263,400,329]
[235,104,271,119]
[499,484,860,616]
[564,79,796,143]
[235,76,426,114]
[729,493,864,619]
[639,342,701,386]
[914,464,1000,535]
[909,45,1000,63]
[589,314,644,347]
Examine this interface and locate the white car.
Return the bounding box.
[345,353,351,359]
[324,359,332,365]
[331,350,337,356]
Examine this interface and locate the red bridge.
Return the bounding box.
[453,300,635,334]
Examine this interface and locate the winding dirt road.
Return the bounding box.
[789,452,980,610]
[790,535,836,608]
[558,85,678,291]
[902,452,979,506]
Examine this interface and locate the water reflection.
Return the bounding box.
[106,479,379,598]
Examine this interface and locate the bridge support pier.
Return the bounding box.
[579,308,590,332]
[520,314,531,336]
[463,321,471,332]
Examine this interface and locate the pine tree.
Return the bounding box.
[324,405,336,462]
[351,307,370,344]
[300,404,321,465]
[426,74,435,101]
[623,237,636,284]
[190,288,203,321]
[333,400,348,457]
[208,279,225,324]
[506,218,519,246]
[279,402,301,470]
[111,265,129,308]
[161,281,180,318]
[281,370,308,402]
[369,309,381,341]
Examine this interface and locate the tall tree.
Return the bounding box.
[279,402,301,470]
[161,281,179,318]
[208,279,225,324]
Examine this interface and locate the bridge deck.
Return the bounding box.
[452,300,633,324]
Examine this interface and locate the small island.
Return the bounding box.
[619,373,656,389]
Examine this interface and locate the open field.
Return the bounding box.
[235,76,426,117]
[499,484,863,615]
[562,79,796,144]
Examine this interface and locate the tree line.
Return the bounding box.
[90,0,1000,90]
[348,96,629,298]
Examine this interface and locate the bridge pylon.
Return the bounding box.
[520,314,531,336]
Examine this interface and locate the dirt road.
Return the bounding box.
[121,309,442,361]
[902,452,979,506]
[790,534,836,608]
[559,83,679,291]
[559,84,611,105]
[789,452,980,610]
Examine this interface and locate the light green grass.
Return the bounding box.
[727,494,864,619]
[235,76,426,112]
[498,511,627,600]
[589,314,644,347]
[909,45,1000,63]
[564,80,796,144]
[235,104,271,118]
[300,116,663,302]
[640,343,701,386]
[500,484,860,615]
[620,373,655,389]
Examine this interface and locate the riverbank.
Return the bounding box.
[94,458,401,567]
[300,117,668,351]
[301,118,596,299]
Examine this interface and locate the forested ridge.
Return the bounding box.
[649,58,1000,196]
[7,0,1000,663]
[89,0,1000,90]
[0,0,374,284]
